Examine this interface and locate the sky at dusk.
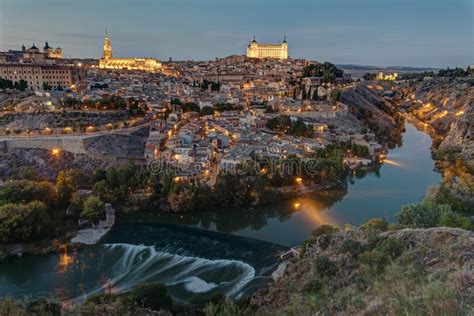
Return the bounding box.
[0,0,472,67]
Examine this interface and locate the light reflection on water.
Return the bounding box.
[125,123,441,247]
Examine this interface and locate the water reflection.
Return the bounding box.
[123,123,440,247]
[57,245,75,273]
[383,158,402,168]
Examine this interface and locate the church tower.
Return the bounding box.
[103,30,112,60]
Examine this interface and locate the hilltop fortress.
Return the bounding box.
[246,36,288,60]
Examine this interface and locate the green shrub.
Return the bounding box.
[396,200,455,228]
[361,218,389,233]
[358,249,390,274]
[302,225,340,254]
[303,279,324,294]
[315,256,337,277]
[0,201,51,243]
[26,298,61,316]
[204,300,243,316]
[85,293,116,305]
[338,239,365,258]
[81,196,105,221]
[438,212,472,230]
[311,225,340,239]
[122,282,173,311]
[378,238,404,259]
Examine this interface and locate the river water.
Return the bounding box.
[0,123,441,303]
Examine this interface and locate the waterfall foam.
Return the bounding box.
[72,243,256,302]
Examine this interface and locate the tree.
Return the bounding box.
[312,88,318,100]
[56,171,76,207]
[397,200,451,228]
[81,196,105,221]
[0,78,14,89]
[0,180,57,207]
[302,62,344,83]
[168,183,195,212]
[182,102,200,113]
[200,106,214,116]
[0,201,51,243]
[363,73,376,81]
[42,82,52,90]
[14,80,28,91]
[330,89,341,106]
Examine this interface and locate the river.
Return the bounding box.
[0,123,441,304]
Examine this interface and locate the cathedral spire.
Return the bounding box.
[103,29,112,60]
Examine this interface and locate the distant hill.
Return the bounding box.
[337,64,440,78]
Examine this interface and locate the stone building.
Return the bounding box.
[43,42,62,59]
[0,63,75,90]
[246,36,288,60]
[99,31,162,72]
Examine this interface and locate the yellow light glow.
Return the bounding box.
[51,148,60,156]
[383,159,400,167]
[293,202,301,209]
[455,110,464,117]
[295,177,303,184]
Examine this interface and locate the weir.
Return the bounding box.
[0,222,286,303]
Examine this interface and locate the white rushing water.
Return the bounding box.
[70,243,256,303]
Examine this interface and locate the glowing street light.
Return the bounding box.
[51,148,60,156]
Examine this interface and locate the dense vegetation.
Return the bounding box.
[302,62,345,83]
[398,67,471,80]
[0,168,104,244]
[266,115,314,137]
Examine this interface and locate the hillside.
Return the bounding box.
[249,225,473,315]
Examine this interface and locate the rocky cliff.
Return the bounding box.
[340,83,404,147]
[399,77,473,165]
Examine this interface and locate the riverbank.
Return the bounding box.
[396,77,473,203]
[70,227,110,245]
[0,238,84,263]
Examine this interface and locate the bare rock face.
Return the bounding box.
[0,148,111,181]
[439,115,473,165]
[402,77,473,166]
[2,111,129,131]
[84,126,149,159]
[340,84,404,147]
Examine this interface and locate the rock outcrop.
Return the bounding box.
[250,227,473,315]
[341,83,404,147]
[399,77,473,165]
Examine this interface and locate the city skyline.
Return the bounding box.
[0,0,472,67]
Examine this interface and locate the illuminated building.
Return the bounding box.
[246,36,288,60]
[0,64,77,90]
[376,72,398,81]
[99,31,162,72]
